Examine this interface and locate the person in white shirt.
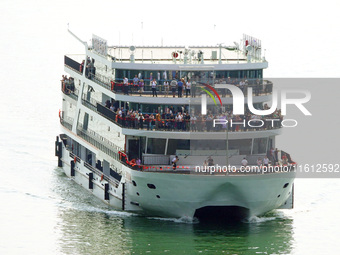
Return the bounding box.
[123,77,129,95]
[190,115,197,131]
[172,156,179,170]
[177,113,183,130]
[241,157,248,166]
[185,79,191,98]
[151,79,157,97]
[163,80,169,97]
[263,156,269,167]
[257,157,262,167]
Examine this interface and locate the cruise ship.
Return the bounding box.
[55,30,296,221]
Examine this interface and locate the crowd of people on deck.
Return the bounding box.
[242,147,294,168]
[79,57,96,80]
[110,75,270,98]
[104,101,283,132]
[61,75,75,94]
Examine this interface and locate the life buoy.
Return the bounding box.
[101,174,104,181]
[74,156,77,163]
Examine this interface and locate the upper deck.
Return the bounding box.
[98,45,267,70]
[84,32,267,68]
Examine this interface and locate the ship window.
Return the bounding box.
[190,140,226,151]
[228,139,252,155]
[147,184,156,189]
[167,139,190,155]
[140,136,146,154]
[252,138,268,154]
[132,180,137,186]
[283,183,289,188]
[147,138,166,154]
[267,137,274,153]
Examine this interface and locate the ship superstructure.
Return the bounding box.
[55,30,295,220]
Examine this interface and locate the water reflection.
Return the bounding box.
[54,169,293,254]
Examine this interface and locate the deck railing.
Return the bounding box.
[80,98,282,133]
[84,161,120,187]
[76,125,122,161]
[67,149,120,187]
[141,164,296,175]
[60,116,73,131]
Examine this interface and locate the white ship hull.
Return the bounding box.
[59,142,295,220]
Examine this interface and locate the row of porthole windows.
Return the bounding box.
[132,180,156,189]
[132,180,160,198]
[132,181,291,200]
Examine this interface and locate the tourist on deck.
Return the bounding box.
[151,78,158,97]
[149,73,153,85]
[191,80,197,97]
[157,71,161,84]
[61,75,66,92]
[263,156,269,167]
[282,154,288,165]
[177,79,184,97]
[80,60,84,73]
[274,148,279,165]
[207,156,214,166]
[155,112,161,129]
[110,104,115,112]
[185,79,191,98]
[133,75,139,93]
[138,79,144,96]
[257,157,262,168]
[172,156,179,170]
[123,77,129,95]
[136,158,141,166]
[163,80,169,97]
[170,78,177,98]
[206,115,213,132]
[149,114,155,130]
[239,79,246,92]
[184,112,190,131]
[203,160,208,167]
[197,114,204,132]
[241,157,248,167]
[139,113,144,129]
[190,114,197,131]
